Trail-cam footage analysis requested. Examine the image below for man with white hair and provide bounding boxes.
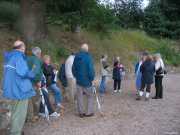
[72,43,95,118]
[27,46,43,121]
[3,40,35,135]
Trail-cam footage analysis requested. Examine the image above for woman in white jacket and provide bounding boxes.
[153,53,165,99]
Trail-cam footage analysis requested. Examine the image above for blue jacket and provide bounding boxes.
[72,51,95,87]
[2,50,36,100]
[135,61,142,90]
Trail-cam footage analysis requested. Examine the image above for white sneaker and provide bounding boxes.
[118,89,122,93]
[114,90,118,93]
[50,112,60,117]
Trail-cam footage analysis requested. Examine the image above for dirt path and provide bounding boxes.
[24,74,180,135]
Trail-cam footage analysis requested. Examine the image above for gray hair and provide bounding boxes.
[32,47,41,56]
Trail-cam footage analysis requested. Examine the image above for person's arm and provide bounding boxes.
[15,56,34,79]
[88,55,95,81]
[72,57,77,78]
[140,63,144,72]
[135,62,139,74]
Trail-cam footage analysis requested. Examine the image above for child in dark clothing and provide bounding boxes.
[113,61,125,93]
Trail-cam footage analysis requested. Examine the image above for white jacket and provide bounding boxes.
[65,55,75,79]
[155,58,165,76]
[100,59,109,76]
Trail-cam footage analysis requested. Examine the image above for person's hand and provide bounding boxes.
[35,82,41,90]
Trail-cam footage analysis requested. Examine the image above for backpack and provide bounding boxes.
[58,64,68,87]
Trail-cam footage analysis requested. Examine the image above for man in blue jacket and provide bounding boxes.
[72,43,95,118]
[2,40,35,135]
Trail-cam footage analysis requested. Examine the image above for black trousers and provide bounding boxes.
[140,82,151,93]
[114,79,121,90]
[155,76,163,98]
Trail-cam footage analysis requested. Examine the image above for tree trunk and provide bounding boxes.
[20,0,46,43]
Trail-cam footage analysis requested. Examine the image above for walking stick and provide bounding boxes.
[92,86,104,117]
[39,88,50,121]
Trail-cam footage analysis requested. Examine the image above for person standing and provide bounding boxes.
[65,53,76,104]
[42,55,64,109]
[135,52,148,94]
[153,53,165,99]
[113,61,123,93]
[99,55,110,95]
[3,40,35,135]
[27,47,43,121]
[72,44,95,118]
[136,54,155,101]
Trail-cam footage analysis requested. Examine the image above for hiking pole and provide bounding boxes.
[39,88,50,121]
[92,86,104,117]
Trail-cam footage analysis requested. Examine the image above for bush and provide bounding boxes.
[158,45,180,66]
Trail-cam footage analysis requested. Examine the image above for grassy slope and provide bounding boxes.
[0,26,179,77]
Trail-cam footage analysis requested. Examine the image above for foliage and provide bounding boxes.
[143,0,180,39]
[114,0,144,28]
[0,1,19,24]
[83,5,116,32]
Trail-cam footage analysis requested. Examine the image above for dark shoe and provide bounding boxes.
[79,114,84,118]
[84,113,94,117]
[136,96,141,101]
[152,97,158,99]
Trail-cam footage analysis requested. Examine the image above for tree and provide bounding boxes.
[114,0,144,28]
[143,0,180,39]
[20,0,47,43]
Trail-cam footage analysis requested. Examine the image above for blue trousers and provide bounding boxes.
[99,76,106,94]
[48,83,62,105]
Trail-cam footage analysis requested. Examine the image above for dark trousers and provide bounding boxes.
[114,79,121,90]
[155,76,163,98]
[39,89,54,115]
[140,82,151,93]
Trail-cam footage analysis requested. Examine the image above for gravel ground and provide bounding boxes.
[24,74,180,135]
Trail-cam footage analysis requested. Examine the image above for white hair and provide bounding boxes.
[32,47,41,56]
[81,43,89,52]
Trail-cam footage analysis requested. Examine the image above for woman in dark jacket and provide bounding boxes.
[42,55,64,109]
[113,61,124,93]
[136,55,155,101]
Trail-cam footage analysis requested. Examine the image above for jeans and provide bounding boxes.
[140,82,151,93]
[48,83,62,105]
[99,76,106,94]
